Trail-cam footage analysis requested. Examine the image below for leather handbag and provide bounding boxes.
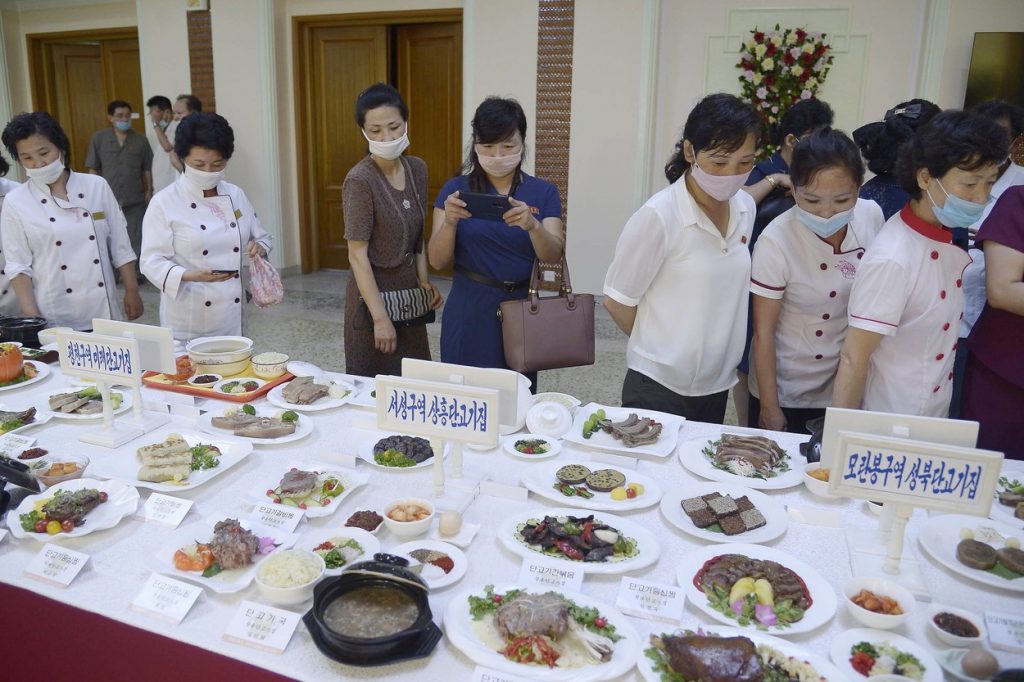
[498,257,595,373]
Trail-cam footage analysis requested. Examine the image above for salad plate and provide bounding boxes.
[520,460,662,512]
[502,433,562,461]
[829,627,941,682]
[297,525,379,577]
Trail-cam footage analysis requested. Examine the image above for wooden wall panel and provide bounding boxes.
[534,0,574,227]
[187,6,216,111]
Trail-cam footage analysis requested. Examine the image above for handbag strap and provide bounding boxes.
[528,257,576,310]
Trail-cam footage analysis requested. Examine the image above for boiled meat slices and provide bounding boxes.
[599,414,662,448]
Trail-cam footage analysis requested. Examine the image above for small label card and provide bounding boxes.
[472,666,535,682]
[140,493,193,528]
[24,543,89,587]
[130,573,202,624]
[249,502,304,533]
[986,609,1024,654]
[518,556,584,592]
[0,433,35,458]
[223,600,301,654]
[615,576,685,624]
[479,480,529,501]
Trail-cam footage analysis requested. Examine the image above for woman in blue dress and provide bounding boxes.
[428,97,564,385]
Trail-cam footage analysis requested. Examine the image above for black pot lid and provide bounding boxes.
[343,552,429,592]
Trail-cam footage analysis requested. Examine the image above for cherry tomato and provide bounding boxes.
[99,492,109,503]
[492,595,503,604]
[46,520,62,534]
[322,498,331,506]
[626,488,637,499]
[34,519,47,533]
[266,489,274,496]
[61,519,75,533]
[594,617,608,629]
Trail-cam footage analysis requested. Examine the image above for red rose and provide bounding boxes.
[815,43,827,56]
[753,31,765,43]
[783,52,795,65]
[796,28,807,41]
[741,59,753,70]
[801,52,814,66]
[765,42,777,56]
[764,74,775,87]
[800,70,811,82]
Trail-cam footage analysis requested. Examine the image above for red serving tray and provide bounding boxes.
[142,355,293,402]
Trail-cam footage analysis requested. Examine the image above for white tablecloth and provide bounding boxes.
[0,367,1021,682]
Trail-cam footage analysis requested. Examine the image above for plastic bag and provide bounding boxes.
[249,253,283,308]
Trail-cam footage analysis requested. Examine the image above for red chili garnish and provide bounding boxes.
[555,539,584,561]
[429,556,455,574]
[850,651,875,676]
[313,541,335,551]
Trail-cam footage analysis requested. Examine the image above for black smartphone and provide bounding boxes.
[459,191,512,221]
[212,270,239,276]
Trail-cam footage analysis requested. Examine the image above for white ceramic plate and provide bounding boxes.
[198,410,313,446]
[352,428,444,471]
[297,526,379,577]
[88,431,253,492]
[265,375,357,412]
[444,582,641,681]
[677,429,807,490]
[660,481,788,544]
[349,378,378,408]
[151,516,298,594]
[390,539,468,590]
[991,461,1024,526]
[7,478,139,541]
[829,627,942,682]
[0,361,50,393]
[917,513,1024,592]
[676,542,837,636]
[562,403,683,460]
[46,386,132,420]
[247,462,368,518]
[0,408,52,436]
[502,433,562,461]
[520,460,663,512]
[212,377,266,396]
[637,625,849,682]
[498,506,660,575]
[936,648,1004,682]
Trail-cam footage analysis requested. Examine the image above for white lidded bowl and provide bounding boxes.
[802,463,837,499]
[928,603,987,647]
[255,549,326,606]
[843,575,914,630]
[186,336,253,376]
[382,497,435,538]
[526,401,574,439]
[38,327,72,347]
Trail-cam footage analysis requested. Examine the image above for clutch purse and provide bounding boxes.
[363,287,436,327]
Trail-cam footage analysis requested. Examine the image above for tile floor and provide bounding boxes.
[134,270,738,423]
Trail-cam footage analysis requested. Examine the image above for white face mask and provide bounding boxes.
[25,156,66,188]
[362,127,410,160]
[183,164,225,192]
[476,148,522,178]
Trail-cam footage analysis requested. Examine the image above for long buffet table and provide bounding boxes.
[0,364,1022,682]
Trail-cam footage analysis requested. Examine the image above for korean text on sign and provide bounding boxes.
[386,389,489,434]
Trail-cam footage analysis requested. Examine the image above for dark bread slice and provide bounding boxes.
[996,546,1024,574]
[956,539,998,570]
[556,464,590,485]
[585,468,626,493]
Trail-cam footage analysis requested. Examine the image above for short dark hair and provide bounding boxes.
[107,99,131,116]
[895,109,1010,200]
[789,127,865,188]
[2,111,72,164]
[355,83,408,127]
[853,99,941,176]
[463,97,529,194]
[0,155,9,177]
[173,112,234,160]
[773,98,834,146]
[664,93,762,184]
[146,95,172,111]
[970,99,1024,141]
[176,94,202,113]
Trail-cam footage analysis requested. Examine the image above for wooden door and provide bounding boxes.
[305,25,388,270]
[50,43,105,172]
[396,22,462,276]
[102,38,145,134]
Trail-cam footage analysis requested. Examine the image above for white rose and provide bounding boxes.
[746,39,757,50]
[761,57,774,70]
[805,77,818,88]
[752,72,763,85]
[790,65,804,78]
[786,32,798,45]
[754,43,767,58]
[770,34,782,46]
[802,43,815,54]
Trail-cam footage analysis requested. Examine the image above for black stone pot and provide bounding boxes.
[0,317,49,348]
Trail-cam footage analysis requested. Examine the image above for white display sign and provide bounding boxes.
[58,330,140,385]
[249,503,304,533]
[517,556,584,593]
[140,493,193,528]
[615,576,685,624]
[24,543,89,587]
[375,375,499,448]
[829,430,1003,515]
[986,610,1024,654]
[222,600,301,654]
[130,573,202,623]
[471,666,535,682]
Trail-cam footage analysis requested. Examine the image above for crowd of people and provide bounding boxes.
[0,83,1020,459]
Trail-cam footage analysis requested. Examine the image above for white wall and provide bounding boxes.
[135,0,190,122]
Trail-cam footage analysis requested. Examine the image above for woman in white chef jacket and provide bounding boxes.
[832,110,1008,418]
[141,112,272,345]
[749,128,884,433]
[0,112,142,329]
[0,154,23,316]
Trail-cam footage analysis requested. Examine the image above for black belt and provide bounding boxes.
[454,264,529,293]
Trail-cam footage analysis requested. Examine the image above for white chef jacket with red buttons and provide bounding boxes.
[603,175,755,396]
[847,205,971,417]
[749,199,884,407]
[141,174,272,344]
[0,172,136,330]
[0,176,24,316]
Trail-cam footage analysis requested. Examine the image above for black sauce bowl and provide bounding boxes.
[0,317,49,348]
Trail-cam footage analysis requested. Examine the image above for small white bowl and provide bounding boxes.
[526,402,574,439]
[928,604,987,647]
[802,463,836,499]
[844,575,914,630]
[255,549,325,606]
[187,372,221,387]
[37,327,72,347]
[866,500,885,515]
[251,352,289,379]
[382,497,435,538]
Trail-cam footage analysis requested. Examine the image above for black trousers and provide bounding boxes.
[621,369,728,423]
[747,394,825,435]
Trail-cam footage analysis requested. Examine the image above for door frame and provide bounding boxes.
[292,9,462,273]
[27,27,139,113]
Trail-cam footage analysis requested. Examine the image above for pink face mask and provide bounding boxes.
[689,161,751,202]
[475,146,522,178]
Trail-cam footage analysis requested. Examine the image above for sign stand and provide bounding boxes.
[80,378,146,448]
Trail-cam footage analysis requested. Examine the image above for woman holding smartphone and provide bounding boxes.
[428,97,564,382]
[141,112,271,345]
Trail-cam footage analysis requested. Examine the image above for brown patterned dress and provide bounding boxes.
[342,155,431,376]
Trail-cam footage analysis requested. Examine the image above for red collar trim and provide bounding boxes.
[900,204,952,244]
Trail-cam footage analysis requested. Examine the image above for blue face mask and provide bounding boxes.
[114,120,132,132]
[926,180,990,227]
[795,204,854,238]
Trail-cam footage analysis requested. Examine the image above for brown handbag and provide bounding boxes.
[498,257,595,373]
